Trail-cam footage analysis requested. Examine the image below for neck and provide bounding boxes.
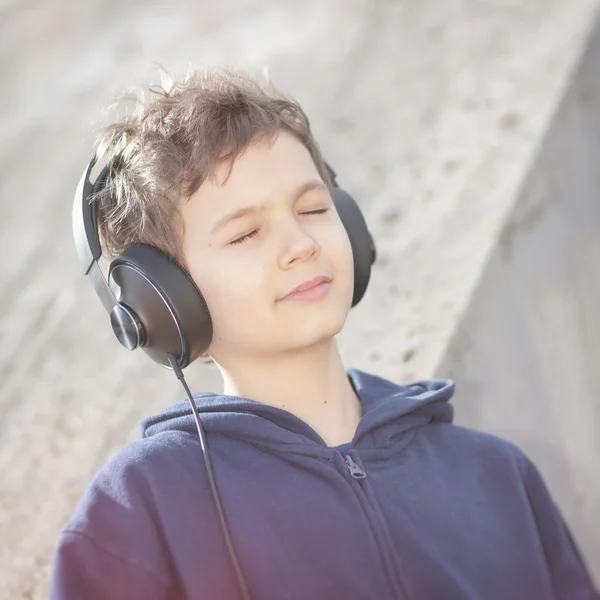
[215,339,362,446]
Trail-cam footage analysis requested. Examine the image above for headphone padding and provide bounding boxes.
[333,188,375,307]
[109,244,213,368]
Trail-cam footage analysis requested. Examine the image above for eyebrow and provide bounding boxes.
[210,180,329,235]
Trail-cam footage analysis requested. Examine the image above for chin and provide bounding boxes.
[286,307,348,349]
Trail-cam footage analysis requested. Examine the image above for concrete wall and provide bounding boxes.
[437,18,600,583]
[2,0,599,596]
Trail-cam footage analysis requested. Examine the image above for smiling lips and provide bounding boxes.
[280,275,332,301]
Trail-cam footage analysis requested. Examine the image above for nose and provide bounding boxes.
[278,219,320,268]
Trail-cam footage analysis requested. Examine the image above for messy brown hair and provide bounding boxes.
[94,68,333,269]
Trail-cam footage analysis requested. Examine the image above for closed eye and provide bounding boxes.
[229,209,328,246]
[301,208,329,215]
[230,230,259,246]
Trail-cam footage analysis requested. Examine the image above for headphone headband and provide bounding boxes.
[72,158,120,315]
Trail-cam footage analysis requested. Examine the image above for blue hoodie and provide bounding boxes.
[49,369,598,599]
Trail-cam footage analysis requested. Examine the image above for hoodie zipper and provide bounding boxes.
[344,455,366,479]
[340,451,406,599]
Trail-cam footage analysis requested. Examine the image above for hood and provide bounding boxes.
[140,369,455,454]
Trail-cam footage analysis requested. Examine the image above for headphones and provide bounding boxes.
[72,155,377,370]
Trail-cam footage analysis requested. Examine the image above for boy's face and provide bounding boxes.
[180,130,354,363]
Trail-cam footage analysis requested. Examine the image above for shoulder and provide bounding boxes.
[51,434,197,597]
[51,432,200,594]
[418,420,532,476]
[65,429,202,536]
[90,429,194,484]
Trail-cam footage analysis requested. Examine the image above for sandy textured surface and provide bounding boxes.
[1,0,598,597]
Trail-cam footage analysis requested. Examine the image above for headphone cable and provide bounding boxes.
[167,354,252,600]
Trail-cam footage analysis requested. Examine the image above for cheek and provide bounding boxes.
[328,228,355,295]
[194,258,270,332]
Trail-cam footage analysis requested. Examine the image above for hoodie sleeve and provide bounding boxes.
[520,454,599,599]
[49,530,175,600]
[48,441,180,600]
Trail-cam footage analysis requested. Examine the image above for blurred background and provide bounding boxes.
[1,0,600,597]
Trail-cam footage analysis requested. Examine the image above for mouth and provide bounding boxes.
[279,275,332,301]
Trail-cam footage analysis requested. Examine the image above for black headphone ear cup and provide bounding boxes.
[109,244,213,369]
[332,188,376,307]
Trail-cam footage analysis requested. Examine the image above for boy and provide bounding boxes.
[49,69,598,599]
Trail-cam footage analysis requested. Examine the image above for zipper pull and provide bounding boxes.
[344,455,367,479]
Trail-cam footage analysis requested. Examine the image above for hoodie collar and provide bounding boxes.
[140,369,455,455]
[348,369,454,449]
